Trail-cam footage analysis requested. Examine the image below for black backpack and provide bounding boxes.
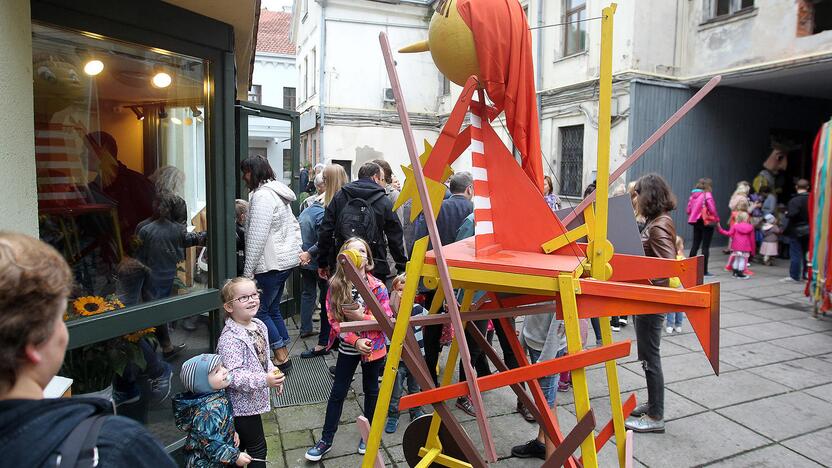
[336,191,386,247]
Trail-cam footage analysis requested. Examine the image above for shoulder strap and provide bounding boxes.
[57,414,108,468]
[366,191,386,206]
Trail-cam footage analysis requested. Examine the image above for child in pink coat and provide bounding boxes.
[718,211,756,279]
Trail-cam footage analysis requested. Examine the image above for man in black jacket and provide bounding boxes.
[317,162,407,281]
[785,179,811,282]
[0,232,175,467]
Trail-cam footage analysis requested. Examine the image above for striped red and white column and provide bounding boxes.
[470,101,496,256]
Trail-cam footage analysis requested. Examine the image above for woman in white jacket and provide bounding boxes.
[241,156,302,373]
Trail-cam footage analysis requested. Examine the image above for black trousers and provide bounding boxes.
[458,319,491,382]
[689,220,715,274]
[634,314,665,420]
[235,414,266,468]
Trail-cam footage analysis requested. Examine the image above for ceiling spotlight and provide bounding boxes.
[170,117,182,125]
[83,59,104,76]
[152,72,172,88]
[130,106,145,121]
[158,105,168,119]
[190,105,202,117]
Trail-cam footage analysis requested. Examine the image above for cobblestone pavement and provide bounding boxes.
[262,252,832,467]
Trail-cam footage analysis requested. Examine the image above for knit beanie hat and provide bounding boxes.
[764,213,775,224]
[180,354,222,394]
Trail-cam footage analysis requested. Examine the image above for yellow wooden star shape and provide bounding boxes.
[394,140,454,221]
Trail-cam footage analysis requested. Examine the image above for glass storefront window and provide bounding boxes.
[31,23,212,324]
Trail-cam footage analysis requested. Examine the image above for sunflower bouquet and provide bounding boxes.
[61,295,157,394]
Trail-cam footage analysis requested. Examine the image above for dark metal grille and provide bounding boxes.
[270,355,333,408]
[559,125,584,196]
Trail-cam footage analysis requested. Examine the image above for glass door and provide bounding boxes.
[236,101,301,318]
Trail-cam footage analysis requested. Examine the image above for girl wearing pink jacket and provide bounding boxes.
[718,211,756,279]
[686,178,719,276]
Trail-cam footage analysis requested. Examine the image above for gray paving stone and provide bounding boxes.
[322,453,365,467]
[746,307,814,321]
[705,443,824,467]
[624,351,727,383]
[564,388,706,429]
[804,383,832,403]
[729,321,814,341]
[781,427,832,467]
[769,332,832,356]
[556,365,646,405]
[666,328,757,351]
[282,429,315,450]
[717,311,771,328]
[718,341,805,369]
[310,423,364,460]
[283,447,314,468]
[631,411,769,467]
[717,392,832,441]
[783,317,832,332]
[744,357,832,390]
[667,370,790,409]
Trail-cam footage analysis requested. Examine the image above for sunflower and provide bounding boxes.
[73,296,109,317]
[124,327,156,343]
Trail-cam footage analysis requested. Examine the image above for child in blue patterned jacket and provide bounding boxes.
[173,354,251,467]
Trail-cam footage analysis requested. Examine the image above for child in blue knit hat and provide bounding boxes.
[173,354,252,467]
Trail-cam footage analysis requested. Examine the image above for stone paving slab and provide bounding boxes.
[715,311,771,328]
[746,306,815,321]
[563,388,707,430]
[717,392,832,441]
[781,426,832,466]
[665,328,757,351]
[804,383,832,403]
[769,332,832,356]
[783,316,832,332]
[666,370,791,409]
[718,341,805,369]
[706,443,824,467]
[728,321,815,341]
[630,411,770,467]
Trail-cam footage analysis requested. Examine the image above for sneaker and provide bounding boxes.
[630,402,649,417]
[511,438,546,459]
[456,396,476,417]
[625,414,665,433]
[162,343,187,360]
[305,440,332,461]
[557,381,571,392]
[666,326,674,334]
[675,326,683,333]
[385,416,399,434]
[149,363,173,404]
[113,386,140,406]
[737,273,749,280]
[611,325,620,332]
[358,439,366,455]
[619,317,628,326]
[516,400,535,422]
[410,408,426,421]
[780,277,802,283]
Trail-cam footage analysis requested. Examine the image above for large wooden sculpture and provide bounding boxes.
[341,2,722,467]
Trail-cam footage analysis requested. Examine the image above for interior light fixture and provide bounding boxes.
[130,106,145,121]
[159,105,168,119]
[152,71,172,88]
[83,59,104,76]
[190,105,202,117]
[170,117,182,125]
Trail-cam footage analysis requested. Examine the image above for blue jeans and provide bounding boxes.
[526,347,563,408]
[789,236,808,281]
[299,269,320,334]
[321,352,384,444]
[666,312,684,327]
[388,362,422,418]
[255,269,292,350]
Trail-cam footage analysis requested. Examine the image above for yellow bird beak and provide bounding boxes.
[399,40,430,54]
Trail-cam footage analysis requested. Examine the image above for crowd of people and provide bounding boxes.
[0,150,814,465]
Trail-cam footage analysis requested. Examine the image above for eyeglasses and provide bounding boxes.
[226,291,261,305]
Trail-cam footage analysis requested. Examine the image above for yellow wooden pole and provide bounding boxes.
[590,3,617,282]
[362,237,430,467]
[558,274,598,467]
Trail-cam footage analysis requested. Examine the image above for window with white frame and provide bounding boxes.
[563,0,587,57]
[706,0,754,21]
[310,48,317,96]
[302,58,307,101]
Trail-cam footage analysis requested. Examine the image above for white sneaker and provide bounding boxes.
[620,318,628,325]
[611,325,620,332]
[666,327,674,334]
[675,326,682,333]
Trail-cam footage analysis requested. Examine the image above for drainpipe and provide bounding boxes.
[318,0,326,163]
[536,0,544,120]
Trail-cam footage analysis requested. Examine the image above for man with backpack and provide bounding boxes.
[0,232,175,467]
[317,162,406,283]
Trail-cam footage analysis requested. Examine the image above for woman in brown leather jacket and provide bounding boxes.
[625,173,677,434]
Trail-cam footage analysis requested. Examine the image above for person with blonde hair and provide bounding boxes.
[322,164,348,207]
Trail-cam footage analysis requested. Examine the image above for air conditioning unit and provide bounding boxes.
[383,88,396,104]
